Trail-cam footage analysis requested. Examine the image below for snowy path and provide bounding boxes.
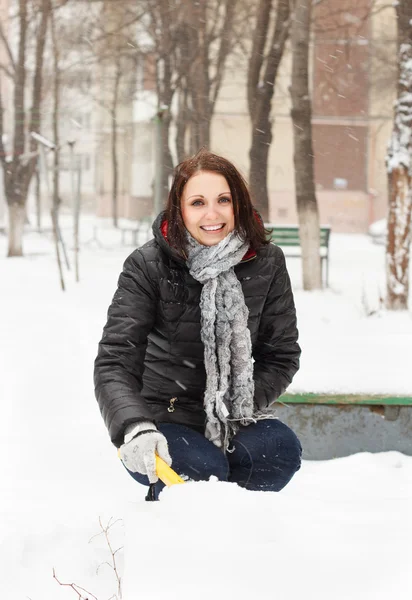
[0,224,411,599]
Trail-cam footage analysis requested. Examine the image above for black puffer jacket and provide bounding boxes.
[94,213,301,448]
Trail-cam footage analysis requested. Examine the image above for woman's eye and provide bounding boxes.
[219,197,231,203]
[191,200,204,206]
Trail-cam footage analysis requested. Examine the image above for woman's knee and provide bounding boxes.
[228,419,302,491]
[264,419,302,468]
[234,419,301,463]
[158,423,229,482]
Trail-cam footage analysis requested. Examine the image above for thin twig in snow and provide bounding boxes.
[53,567,99,600]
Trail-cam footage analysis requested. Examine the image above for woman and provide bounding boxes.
[94,149,302,500]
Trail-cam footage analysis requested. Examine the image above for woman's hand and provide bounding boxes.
[120,422,172,483]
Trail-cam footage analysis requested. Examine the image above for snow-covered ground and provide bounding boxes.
[1,216,411,599]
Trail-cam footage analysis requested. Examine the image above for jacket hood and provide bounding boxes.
[152,211,187,265]
[152,211,257,264]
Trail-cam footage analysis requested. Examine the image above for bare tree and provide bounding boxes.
[145,0,176,194]
[247,0,290,222]
[0,0,52,257]
[96,0,140,227]
[42,0,141,228]
[290,0,322,290]
[175,80,190,163]
[386,0,412,310]
[184,0,237,152]
[141,0,238,199]
[49,1,66,290]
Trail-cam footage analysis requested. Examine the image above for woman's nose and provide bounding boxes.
[205,204,219,220]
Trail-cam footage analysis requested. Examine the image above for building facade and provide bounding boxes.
[211,0,395,233]
[95,0,396,233]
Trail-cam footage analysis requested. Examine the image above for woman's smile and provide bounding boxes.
[200,223,225,232]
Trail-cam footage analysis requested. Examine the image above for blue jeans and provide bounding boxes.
[123,419,302,498]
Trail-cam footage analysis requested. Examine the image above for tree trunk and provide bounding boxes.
[22,0,51,202]
[3,0,28,257]
[161,110,174,197]
[290,0,322,290]
[249,128,272,222]
[12,0,27,165]
[2,0,51,257]
[248,0,290,222]
[175,82,190,163]
[3,0,27,250]
[35,162,41,230]
[173,13,191,161]
[151,0,176,204]
[187,0,210,151]
[111,65,121,228]
[386,168,411,309]
[385,1,412,311]
[7,202,25,257]
[175,85,189,163]
[52,22,60,214]
[50,4,66,290]
[111,109,118,228]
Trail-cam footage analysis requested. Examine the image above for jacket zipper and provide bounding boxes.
[168,397,178,413]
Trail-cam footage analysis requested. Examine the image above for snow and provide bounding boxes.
[124,457,412,600]
[0,216,411,599]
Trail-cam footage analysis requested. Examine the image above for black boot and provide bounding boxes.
[145,484,157,501]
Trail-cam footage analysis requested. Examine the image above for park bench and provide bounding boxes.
[277,393,412,457]
[119,216,152,246]
[279,392,412,411]
[88,217,153,247]
[266,224,331,287]
[0,225,54,236]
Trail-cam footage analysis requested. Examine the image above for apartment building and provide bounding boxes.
[74,0,398,233]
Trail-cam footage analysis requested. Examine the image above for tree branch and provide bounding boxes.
[263,0,291,88]
[0,21,16,73]
[210,0,237,111]
[90,517,123,599]
[0,64,14,80]
[12,0,28,165]
[53,568,98,600]
[0,79,6,166]
[247,0,272,115]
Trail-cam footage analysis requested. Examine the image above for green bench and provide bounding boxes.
[266,225,331,287]
[279,392,412,418]
[280,393,412,406]
[120,216,152,246]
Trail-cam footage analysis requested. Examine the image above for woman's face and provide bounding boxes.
[181,170,235,246]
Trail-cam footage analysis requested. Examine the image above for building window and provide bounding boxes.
[312,0,370,119]
[312,123,367,191]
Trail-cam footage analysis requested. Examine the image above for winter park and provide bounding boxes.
[1,1,412,599]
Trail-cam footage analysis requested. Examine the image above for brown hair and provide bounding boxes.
[165,148,270,254]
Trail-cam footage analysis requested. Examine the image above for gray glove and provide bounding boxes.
[119,421,172,483]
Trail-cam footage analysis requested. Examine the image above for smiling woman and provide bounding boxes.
[94,148,302,501]
[180,171,235,246]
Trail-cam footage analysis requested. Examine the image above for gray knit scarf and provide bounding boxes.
[186,231,255,451]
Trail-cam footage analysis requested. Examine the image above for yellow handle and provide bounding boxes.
[155,455,185,487]
[118,449,185,487]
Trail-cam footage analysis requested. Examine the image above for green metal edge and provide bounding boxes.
[279,393,412,406]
